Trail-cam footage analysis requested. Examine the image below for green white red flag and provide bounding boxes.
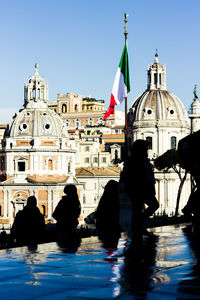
[103,41,130,119]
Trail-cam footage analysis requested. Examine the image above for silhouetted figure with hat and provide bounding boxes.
[11,196,45,246]
[53,184,81,241]
[95,180,121,248]
[121,139,159,236]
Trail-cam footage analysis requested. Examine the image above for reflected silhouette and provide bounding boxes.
[178,225,200,296]
[57,234,81,253]
[10,196,45,246]
[53,184,81,242]
[95,180,121,248]
[120,233,158,298]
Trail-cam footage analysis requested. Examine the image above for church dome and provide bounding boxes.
[128,53,190,156]
[131,89,189,127]
[5,64,67,139]
[7,108,67,138]
[130,54,189,129]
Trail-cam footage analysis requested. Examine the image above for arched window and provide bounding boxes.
[62,104,67,113]
[68,162,71,173]
[74,104,78,112]
[98,117,103,125]
[88,118,93,126]
[33,88,36,98]
[171,136,177,149]
[146,136,152,150]
[75,118,80,129]
[48,159,53,171]
[37,88,40,98]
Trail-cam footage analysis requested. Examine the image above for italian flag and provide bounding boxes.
[103,41,130,119]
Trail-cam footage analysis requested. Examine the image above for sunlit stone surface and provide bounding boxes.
[0,224,200,299]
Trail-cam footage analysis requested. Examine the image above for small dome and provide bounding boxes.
[6,108,67,138]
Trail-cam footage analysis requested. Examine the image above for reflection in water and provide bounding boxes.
[178,225,200,297]
[103,233,159,299]
[56,233,81,253]
[119,234,159,298]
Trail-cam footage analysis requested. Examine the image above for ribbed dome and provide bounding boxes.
[131,89,189,127]
[7,107,67,138]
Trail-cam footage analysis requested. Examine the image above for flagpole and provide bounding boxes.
[124,13,128,159]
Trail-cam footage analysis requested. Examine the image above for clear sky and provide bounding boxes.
[0,0,200,123]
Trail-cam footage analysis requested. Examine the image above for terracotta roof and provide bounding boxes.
[26,175,69,184]
[76,167,121,176]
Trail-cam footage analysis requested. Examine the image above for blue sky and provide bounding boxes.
[0,0,200,123]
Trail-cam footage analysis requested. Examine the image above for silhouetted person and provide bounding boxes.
[53,184,81,240]
[11,196,45,246]
[121,140,159,235]
[95,180,121,248]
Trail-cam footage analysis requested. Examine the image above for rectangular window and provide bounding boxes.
[146,137,152,150]
[171,136,177,149]
[85,146,90,152]
[154,74,157,85]
[85,157,90,163]
[93,157,98,163]
[102,157,106,163]
[18,161,25,172]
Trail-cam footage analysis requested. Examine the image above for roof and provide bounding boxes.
[26,175,69,184]
[76,167,121,176]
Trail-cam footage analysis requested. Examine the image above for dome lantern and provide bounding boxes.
[24,64,49,109]
[147,52,167,90]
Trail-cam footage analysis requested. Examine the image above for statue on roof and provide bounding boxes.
[194,84,198,99]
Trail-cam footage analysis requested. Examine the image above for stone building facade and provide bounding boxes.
[0,65,82,228]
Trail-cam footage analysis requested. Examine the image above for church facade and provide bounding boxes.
[0,65,83,228]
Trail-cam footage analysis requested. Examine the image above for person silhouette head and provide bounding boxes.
[64,184,77,196]
[130,139,148,160]
[103,180,119,194]
[27,196,37,207]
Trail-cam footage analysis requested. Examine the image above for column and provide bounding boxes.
[47,188,51,219]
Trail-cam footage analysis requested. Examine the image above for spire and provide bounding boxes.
[34,63,38,75]
[154,49,159,63]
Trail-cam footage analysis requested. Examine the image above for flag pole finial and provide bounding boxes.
[124,13,128,40]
